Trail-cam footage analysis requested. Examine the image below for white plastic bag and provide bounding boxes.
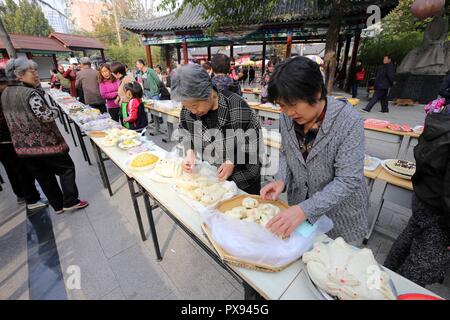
[203,211,333,268]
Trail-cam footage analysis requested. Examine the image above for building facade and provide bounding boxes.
[66,0,110,32]
[37,0,71,33]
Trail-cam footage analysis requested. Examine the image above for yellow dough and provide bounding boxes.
[130,153,159,168]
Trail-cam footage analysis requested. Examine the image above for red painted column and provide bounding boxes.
[100,49,106,62]
[165,45,171,70]
[52,54,58,69]
[145,44,153,68]
[285,30,292,58]
[182,36,188,64]
[177,46,181,64]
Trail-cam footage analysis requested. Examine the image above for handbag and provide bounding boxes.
[356,69,365,81]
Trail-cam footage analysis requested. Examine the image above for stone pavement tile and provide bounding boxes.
[157,231,236,300]
[426,284,450,300]
[389,214,409,235]
[83,194,121,223]
[0,212,28,300]
[227,288,245,300]
[50,209,92,236]
[53,224,118,300]
[108,243,176,300]
[100,286,126,300]
[180,234,243,293]
[142,208,178,256]
[376,207,395,231]
[90,214,138,259]
[162,289,182,300]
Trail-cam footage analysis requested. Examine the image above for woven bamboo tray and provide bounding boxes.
[202,195,293,273]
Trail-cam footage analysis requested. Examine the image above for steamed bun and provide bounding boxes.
[242,197,259,209]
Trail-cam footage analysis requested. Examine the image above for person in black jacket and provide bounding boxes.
[439,70,450,105]
[361,55,395,113]
[384,106,450,286]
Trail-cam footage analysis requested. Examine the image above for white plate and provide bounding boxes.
[381,160,415,180]
[364,156,381,171]
[118,139,142,150]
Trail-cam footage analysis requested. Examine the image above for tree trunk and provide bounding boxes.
[323,0,346,94]
[112,0,123,47]
[0,18,16,58]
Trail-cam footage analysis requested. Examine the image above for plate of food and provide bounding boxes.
[216,195,288,229]
[381,159,416,180]
[100,136,119,147]
[303,237,398,300]
[118,138,142,150]
[364,155,381,171]
[126,152,159,171]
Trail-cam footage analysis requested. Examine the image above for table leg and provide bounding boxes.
[74,124,92,165]
[127,177,147,242]
[65,115,78,147]
[363,181,388,245]
[367,178,375,195]
[162,122,173,143]
[142,191,163,261]
[397,136,411,160]
[90,140,112,194]
[57,105,69,133]
[147,111,161,136]
[244,282,264,300]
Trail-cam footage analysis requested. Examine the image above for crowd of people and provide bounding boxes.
[1,51,449,292]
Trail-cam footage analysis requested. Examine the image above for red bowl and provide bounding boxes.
[397,294,443,300]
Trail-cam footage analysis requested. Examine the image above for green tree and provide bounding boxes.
[359,0,450,67]
[0,0,53,36]
[158,0,346,92]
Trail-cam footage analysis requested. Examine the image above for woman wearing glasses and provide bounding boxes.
[260,57,368,243]
[1,58,89,214]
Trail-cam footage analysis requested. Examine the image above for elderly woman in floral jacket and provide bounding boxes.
[1,58,88,214]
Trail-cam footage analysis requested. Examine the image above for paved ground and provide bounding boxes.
[0,89,449,300]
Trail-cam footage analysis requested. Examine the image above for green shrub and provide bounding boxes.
[359,31,424,66]
[105,45,164,68]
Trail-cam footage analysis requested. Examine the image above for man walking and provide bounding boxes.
[361,54,395,113]
[75,57,106,113]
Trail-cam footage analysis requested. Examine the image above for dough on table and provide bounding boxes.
[155,159,182,178]
[302,237,396,300]
[242,197,259,209]
[258,203,280,217]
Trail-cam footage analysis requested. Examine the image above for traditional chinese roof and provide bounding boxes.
[0,34,71,53]
[49,32,106,50]
[123,0,397,33]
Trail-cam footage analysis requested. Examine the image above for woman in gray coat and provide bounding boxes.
[260,57,368,243]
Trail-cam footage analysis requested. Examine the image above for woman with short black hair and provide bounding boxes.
[211,54,241,95]
[260,56,368,243]
[111,61,134,112]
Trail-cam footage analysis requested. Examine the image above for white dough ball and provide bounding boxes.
[242,197,259,209]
